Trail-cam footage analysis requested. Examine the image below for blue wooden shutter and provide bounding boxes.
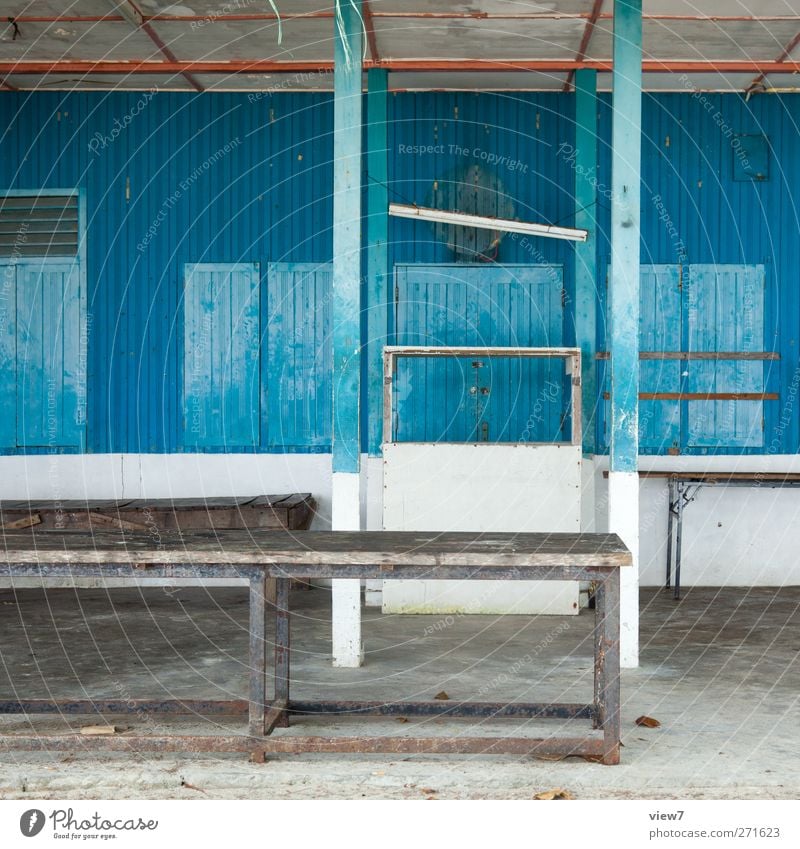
[639,265,682,450]
[183,263,260,449]
[0,263,17,448]
[685,264,765,448]
[15,259,83,448]
[266,262,332,448]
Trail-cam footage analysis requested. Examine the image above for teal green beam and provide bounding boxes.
[366,67,389,456]
[609,0,642,473]
[332,0,363,474]
[574,68,598,455]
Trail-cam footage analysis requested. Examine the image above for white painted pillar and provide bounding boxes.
[331,471,364,667]
[608,471,639,667]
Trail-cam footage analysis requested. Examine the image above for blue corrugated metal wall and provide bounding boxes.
[1,90,799,454]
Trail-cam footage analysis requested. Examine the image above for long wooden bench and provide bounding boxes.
[0,529,630,764]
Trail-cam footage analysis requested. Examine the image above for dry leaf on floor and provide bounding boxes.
[80,725,119,736]
[420,787,438,795]
[635,715,661,728]
[395,717,409,723]
[433,691,450,700]
[181,781,207,794]
[533,788,574,800]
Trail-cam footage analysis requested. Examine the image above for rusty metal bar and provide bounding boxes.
[10,13,800,23]
[0,735,269,753]
[263,700,288,735]
[0,562,614,583]
[602,391,779,401]
[748,29,800,93]
[274,577,290,727]
[289,700,594,720]
[5,60,800,76]
[564,0,604,91]
[596,351,780,360]
[0,733,606,757]
[593,581,606,731]
[0,699,247,715]
[599,571,621,765]
[248,575,267,736]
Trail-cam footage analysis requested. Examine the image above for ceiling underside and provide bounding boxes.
[1,1,799,93]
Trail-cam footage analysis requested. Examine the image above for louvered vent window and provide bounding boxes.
[0,194,78,258]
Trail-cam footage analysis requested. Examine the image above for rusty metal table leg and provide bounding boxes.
[674,481,685,600]
[248,573,268,737]
[274,576,291,728]
[596,570,621,764]
[665,477,675,589]
[592,580,605,731]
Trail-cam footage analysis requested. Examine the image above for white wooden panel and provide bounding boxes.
[382,443,581,614]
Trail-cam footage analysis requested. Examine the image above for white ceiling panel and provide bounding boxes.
[762,72,800,88]
[370,1,596,12]
[150,18,332,61]
[389,70,569,90]
[195,69,335,89]
[376,18,585,60]
[139,1,335,14]
[588,19,800,61]
[4,71,192,90]
[0,1,116,15]
[643,0,800,15]
[634,71,760,91]
[0,21,158,60]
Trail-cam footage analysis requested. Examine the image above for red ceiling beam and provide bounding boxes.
[747,29,800,93]
[110,0,203,92]
[8,13,800,23]
[564,0,605,92]
[362,0,380,63]
[4,59,800,75]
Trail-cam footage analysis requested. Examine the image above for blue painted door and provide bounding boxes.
[183,263,260,449]
[393,264,566,442]
[266,263,332,448]
[685,264,765,448]
[0,259,83,449]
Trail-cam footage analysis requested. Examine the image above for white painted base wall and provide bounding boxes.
[588,455,800,587]
[381,443,582,615]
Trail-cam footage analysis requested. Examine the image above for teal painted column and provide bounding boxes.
[366,67,389,456]
[609,0,641,473]
[609,0,642,670]
[574,68,598,455]
[332,0,363,476]
[331,0,365,668]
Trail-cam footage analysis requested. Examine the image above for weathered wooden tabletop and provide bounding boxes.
[0,529,631,568]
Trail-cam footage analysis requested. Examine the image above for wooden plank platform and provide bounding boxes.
[0,494,316,532]
[0,529,632,570]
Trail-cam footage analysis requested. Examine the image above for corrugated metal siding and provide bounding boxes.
[0,91,798,454]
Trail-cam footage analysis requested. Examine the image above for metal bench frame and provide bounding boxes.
[0,530,626,765]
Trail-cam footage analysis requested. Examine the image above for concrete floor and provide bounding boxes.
[0,585,797,799]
